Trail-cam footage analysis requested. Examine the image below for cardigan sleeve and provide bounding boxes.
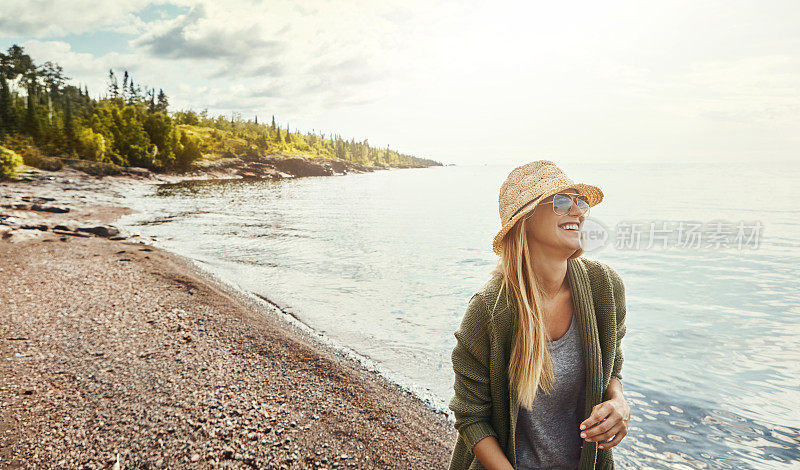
[448,292,498,456]
[608,266,627,381]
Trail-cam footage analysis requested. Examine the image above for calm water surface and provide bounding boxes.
[116,161,800,469]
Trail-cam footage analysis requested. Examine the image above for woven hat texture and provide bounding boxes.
[492,160,603,255]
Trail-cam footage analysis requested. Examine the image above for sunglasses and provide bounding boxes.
[538,192,590,216]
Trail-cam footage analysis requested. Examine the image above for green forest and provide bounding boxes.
[0,44,438,179]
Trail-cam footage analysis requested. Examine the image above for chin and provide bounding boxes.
[557,235,582,251]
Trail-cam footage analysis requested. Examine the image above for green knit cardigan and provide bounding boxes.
[448,256,627,470]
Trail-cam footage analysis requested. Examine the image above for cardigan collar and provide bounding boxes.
[507,256,602,469]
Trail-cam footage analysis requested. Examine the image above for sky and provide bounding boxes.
[1,0,798,166]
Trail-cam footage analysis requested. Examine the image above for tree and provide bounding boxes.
[271,115,275,130]
[128,78,137,104]
[3,45,36,81]
[63,95,75,145]
[107,69,119,98]
[25,80,41,139]
[175,130,201,170]
[143,111,178,167]
[0,72,13,136]
[0,146,24,180]
[122,70,129,100]
[40,61,68,96]
[156,88,168,112]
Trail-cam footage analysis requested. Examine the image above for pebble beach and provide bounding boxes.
[0,165,456,469]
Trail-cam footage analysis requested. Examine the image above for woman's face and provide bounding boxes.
[523,187,586,255]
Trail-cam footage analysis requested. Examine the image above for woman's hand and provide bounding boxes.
[578,384,630,449]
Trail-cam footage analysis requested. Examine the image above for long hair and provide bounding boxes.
[489,207,584,410]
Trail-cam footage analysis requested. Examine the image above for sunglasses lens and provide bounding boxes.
[577,196,590,213]
[553,194,573,214]
[553,193,591,215]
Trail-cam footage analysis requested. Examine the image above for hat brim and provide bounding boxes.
[492,182,603,255]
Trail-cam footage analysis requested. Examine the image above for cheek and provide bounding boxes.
[526,212,558,238]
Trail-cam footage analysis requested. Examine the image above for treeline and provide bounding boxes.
[171,111,439,168]
[0,44,438,177]
[0,45,201,171]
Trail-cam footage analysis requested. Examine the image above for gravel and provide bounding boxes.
[0,166,456,469]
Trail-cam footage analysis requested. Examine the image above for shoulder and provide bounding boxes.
[579,257,623,285]
[475,273,512,316]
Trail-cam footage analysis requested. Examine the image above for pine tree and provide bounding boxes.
[254,115,258,125]
[108,69,119,98]
[63,95,75,146]
[0,72,13,135]
[25,80,40,139]
[122,70,129,100]
[271,115,276,130]
[156,89,168,112]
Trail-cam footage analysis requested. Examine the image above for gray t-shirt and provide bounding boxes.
[515,312,586,470]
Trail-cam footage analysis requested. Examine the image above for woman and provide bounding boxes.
[448,161,630,470]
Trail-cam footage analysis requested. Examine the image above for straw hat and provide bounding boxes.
[492,160,604,255]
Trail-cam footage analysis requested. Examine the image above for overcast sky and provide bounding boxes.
[1,0,798,165]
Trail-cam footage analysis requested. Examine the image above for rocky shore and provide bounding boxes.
[0,161,456,468]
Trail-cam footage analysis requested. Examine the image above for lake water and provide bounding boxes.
[115,161,800,469]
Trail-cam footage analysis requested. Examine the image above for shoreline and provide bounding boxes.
[0,165,456,468]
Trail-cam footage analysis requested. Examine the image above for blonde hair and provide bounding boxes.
[489,208,584,410]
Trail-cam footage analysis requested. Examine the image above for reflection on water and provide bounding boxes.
[116,162,800,469]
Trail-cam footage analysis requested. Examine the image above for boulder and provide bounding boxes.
[123,167,153,177]
[53,223,78,232]
[76,225,120,237]
[30,204,70,213]
[267,157,333,177]
[2,229,47,243]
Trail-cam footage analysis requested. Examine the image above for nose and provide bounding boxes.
[569,199,587,218]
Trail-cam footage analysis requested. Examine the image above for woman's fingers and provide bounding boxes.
[587,421,626,443]
[579,402,612,434]
[597,425,628,449]
[580,417,613,441]
[580,400,628,440]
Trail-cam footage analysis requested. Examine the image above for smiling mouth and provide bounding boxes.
[559,223,580,231]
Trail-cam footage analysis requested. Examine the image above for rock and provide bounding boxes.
[52,229,91,238]
[21,196,56,203]
[325,159,349,174]
[53,223,78,232]
[21,224,49,231]
[30,204,70,213]
[122,167,152,178]
[3,203,33,210]
[2,229,47,243]
[267,157,333,177]
[76,225,120,237]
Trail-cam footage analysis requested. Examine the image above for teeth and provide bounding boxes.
[560,223,579,230]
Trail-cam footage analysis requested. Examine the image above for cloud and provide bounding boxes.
[7,0,799,163]
[121,0,435,112]
[0,0,155,37]
[130,4,284,62]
